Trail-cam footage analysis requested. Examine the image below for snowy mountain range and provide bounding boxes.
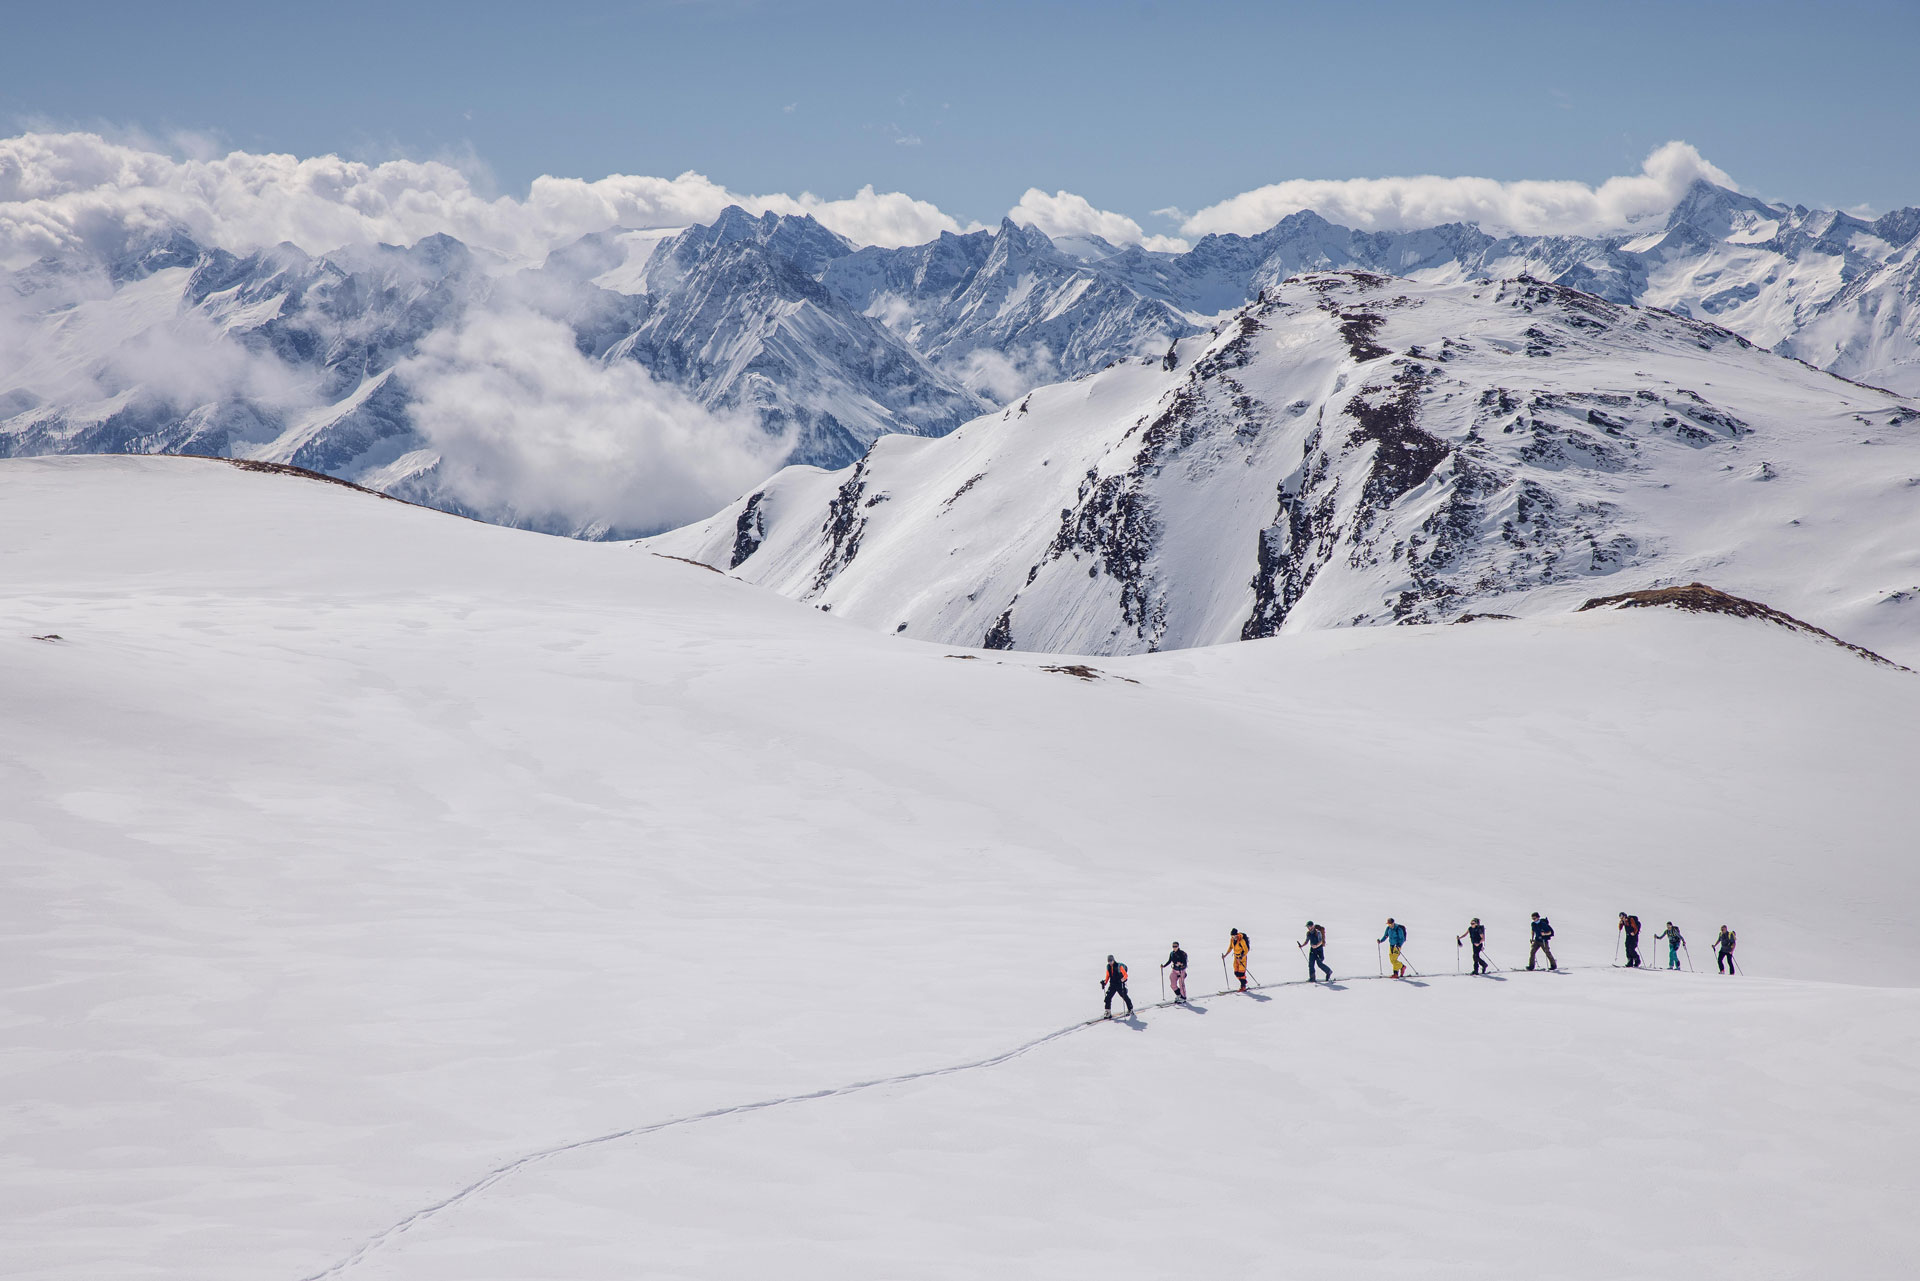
[4,178,1918,540]
[649,272,1920,664]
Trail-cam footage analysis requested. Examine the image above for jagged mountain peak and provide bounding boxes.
[1663,178,1783,236]
[649,270,1920,664]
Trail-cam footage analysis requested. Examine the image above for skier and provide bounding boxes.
[1378,918,1408,978]
[1101,955,1135,1018]
[1618,912,1643,967]
[1714,926,1738,975]
[1223,928,1250,991]
[1162,942,1189,1003]
[1457,918,1488,975]
[1651,921,1684,970]
[1301,921,1332,982]
[1527,913,1557,971]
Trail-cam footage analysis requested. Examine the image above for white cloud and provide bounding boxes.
[0,131,1748,273]
[0,131,975,269]
[0,259,314,416]
[954,343,1062,404]
[773,185,968,248]
[1007,188,1189,253]
[1179,142,1737,239]
[401,307,788,536]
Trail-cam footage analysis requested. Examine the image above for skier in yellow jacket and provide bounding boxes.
[1222,928,1250,991]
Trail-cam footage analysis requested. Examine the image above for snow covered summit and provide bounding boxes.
[649,272,1920,662]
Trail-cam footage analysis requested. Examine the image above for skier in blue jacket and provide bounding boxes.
[1379,918,1408,978]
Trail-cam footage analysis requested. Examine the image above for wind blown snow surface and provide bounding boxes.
[4,457,1918,1279]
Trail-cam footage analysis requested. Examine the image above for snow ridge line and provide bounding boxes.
[297,962,1610,1279]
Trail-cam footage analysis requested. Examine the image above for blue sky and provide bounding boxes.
[6,0,1918,231]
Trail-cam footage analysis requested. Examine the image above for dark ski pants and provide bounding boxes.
[1718,951,1737,975]
[1307,947,1332,981]
[1105,983,1133,1014]
[1528,940,1557,970]
[1625,938,1640,967]
[1470,945,1487,975]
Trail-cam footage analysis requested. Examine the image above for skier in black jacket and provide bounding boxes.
[1619,912,1643,967]
[1714,927,1738,975]
[1101,955,1134,1017]
[1458,918,1488,975]
[1301,921,1332,982]
[1162,943,1189,1003]
[1527,913,1557,971]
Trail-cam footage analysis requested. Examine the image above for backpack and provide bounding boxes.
[1626,915,1641,934]
[1116,962,1128,983]
[1241,933,1251,950]
[1537,918,1554,939]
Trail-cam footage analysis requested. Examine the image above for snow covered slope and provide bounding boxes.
[5,456,1919,1279]
[652,272,1920,663]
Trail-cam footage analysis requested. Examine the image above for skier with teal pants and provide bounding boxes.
[1652,922,1684,969]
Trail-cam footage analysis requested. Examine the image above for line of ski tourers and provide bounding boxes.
[1098,913,1741,1017]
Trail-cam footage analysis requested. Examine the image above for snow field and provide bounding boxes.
[336,971,1917,1281]
[3,457,1917,1278]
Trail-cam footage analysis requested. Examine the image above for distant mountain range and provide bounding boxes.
[3,178,1917,538]
[648,271,1920,663]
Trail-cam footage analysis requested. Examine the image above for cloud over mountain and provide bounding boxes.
[402,307,789,536]
[3,132,1746,273]
[0,132,973,267]
[1007,188,1189,252]
[1179,142,1737,238]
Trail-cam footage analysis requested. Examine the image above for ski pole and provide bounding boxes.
[1376,941,1383,976]
[1455,939,1462,974]
[1160,967,1165,1001]
[1221,955,1229,985]
[1682,941,1694,972]
[1401,952,1419,976]
[1614,932,1622,964]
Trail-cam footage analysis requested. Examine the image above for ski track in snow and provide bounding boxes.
[298,962,1609,1279]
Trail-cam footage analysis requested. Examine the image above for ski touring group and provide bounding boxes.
[1100,915,1740,1018]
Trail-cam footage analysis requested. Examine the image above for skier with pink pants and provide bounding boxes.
[1162,943,1189,1003]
